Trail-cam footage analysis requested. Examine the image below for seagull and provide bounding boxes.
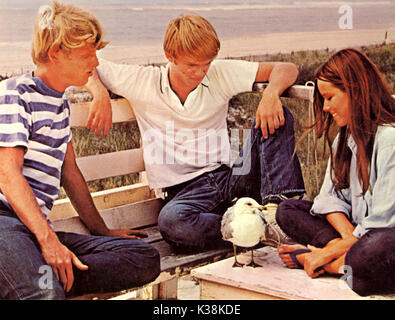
[221,197,267,268]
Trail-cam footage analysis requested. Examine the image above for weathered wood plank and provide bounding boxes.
[100,198,163,230]
[70,98,135,127]
[76,148,145,182]
[51,183,154,221]
[153,241,233,275]
[53,198,164,233]
[253,83,313,101]
[192,246,395,300]
[200,279,282,300]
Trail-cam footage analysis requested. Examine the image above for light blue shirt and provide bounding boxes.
[311,125,395,238]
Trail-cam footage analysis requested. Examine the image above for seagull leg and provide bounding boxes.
[247,250,262,268]
[232,245,244,268]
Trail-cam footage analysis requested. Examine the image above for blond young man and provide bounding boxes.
[0,2,159,300]
[88,15,305,252]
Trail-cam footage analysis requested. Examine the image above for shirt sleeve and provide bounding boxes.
[310,134,352,217]
[354,144,395,237]
[0,92,31,149]
[96,58,146,100]
[310,157,352,218]
[208,59,259,99]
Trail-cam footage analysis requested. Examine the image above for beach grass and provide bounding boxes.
[2,43,394,200]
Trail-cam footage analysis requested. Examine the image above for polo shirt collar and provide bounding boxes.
[160,63,210,94]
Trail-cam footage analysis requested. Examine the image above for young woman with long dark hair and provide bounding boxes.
[276,48,395,296]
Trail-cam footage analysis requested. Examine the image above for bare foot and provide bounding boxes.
[277,244,311,269]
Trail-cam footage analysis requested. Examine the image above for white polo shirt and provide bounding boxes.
[97,58,259,188]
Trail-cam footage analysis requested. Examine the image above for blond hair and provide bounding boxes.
[163,15,220,60]
[31,1,108,65]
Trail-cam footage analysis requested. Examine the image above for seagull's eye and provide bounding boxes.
[247,202,252,206]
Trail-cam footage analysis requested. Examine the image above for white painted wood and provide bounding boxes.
[50,183,153,221]
[75,148,145,181]
[254,83,313,101]
[192,247,395,300]
[100,198,163,230]
[158,278,178,299]
[70,98,135,127]
[53,198,163,233]
[200,279,282,300]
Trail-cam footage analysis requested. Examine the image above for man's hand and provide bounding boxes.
[86,95,112,140]
[40,235,88,292]
[255,88,284,139]
[102,228,149,240]
[85,68,113,140]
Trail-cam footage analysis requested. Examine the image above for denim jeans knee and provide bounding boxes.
[0,213,66,300]
[158,197,226,252]
[227,107,305,204]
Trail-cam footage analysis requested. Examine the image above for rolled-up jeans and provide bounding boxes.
[0,209,160,300]
[158,107,305,252]
[276,199,395,296]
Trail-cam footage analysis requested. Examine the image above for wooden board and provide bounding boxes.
[53,198,163,233]
[192,246,395,300]
[253,83,313,101]
[70,98,135,127]
[200,279,282,300]
[153,241,233,275]
[76,148,145,182]
[50,183,153,221]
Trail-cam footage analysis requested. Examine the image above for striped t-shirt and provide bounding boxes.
[0,73,71,219]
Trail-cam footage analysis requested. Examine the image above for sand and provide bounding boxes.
[0,28,393,76]
[99,28,394,64]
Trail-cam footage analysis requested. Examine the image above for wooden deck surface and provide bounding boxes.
[192,246,395,300]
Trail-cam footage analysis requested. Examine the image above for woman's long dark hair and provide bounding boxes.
[313,48,394,195]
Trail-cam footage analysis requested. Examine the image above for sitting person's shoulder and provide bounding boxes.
[375,125,395,149]
[0,73,35,93]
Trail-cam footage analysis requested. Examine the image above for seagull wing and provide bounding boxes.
[221,206,235,241]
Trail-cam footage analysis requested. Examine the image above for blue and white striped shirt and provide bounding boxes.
[0,73,71,218]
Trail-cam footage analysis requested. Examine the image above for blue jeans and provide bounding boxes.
[0,210,160,300]
[158,107,305,252]
[276,199,395,296]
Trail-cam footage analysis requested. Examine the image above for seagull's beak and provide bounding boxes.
[252,205,264,214]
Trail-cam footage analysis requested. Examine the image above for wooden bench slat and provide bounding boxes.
[76,148,145,181]
[53,198,164,234]
[153,241,233,274]
[253,83,313,101]
[100,198,163,230]
[70,98,135,127]
[51,183,154,221]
